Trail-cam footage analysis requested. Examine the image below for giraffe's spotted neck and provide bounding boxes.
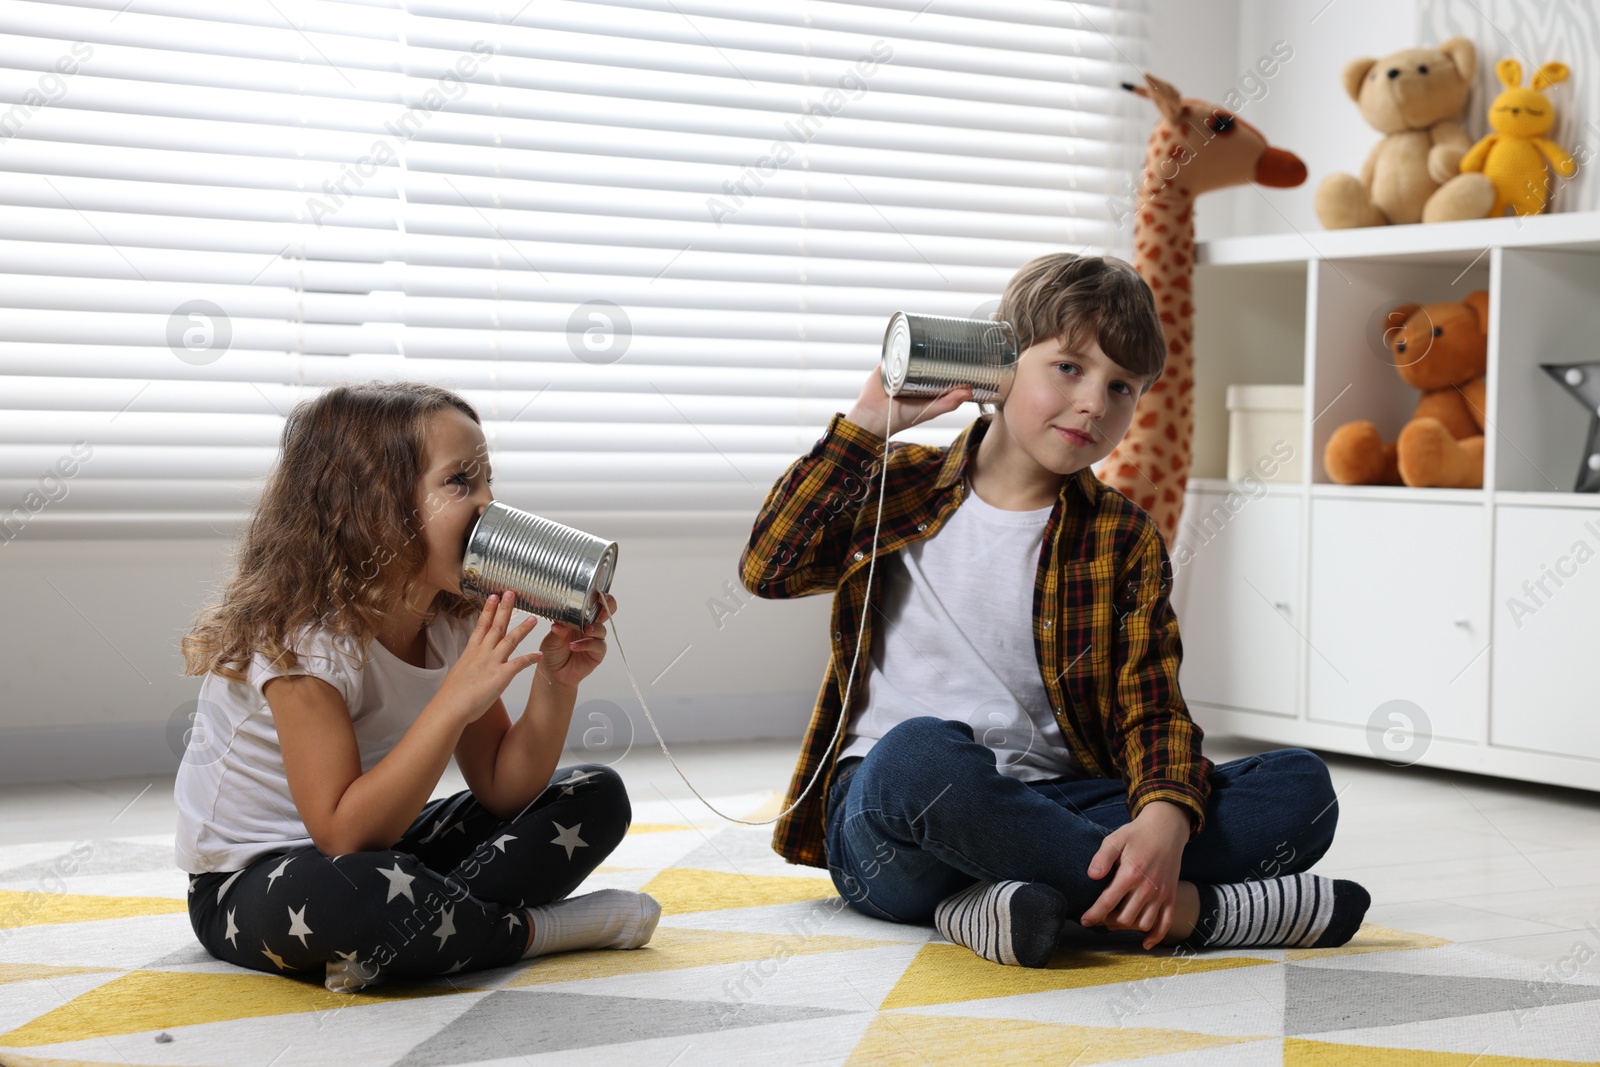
[1134,170,1196,264]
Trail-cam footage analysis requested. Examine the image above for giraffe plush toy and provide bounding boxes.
[1093,73,1307,547]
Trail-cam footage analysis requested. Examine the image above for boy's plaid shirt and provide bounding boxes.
[740,411,1214,869]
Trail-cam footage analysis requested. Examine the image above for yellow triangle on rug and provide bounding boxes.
[1285,1038,1587,1066]
[0,963,118,986]
[848,1012,1273,1065]
[1285,922,1450,960]
[0,969,474,1047]
[881,942,1277,1010]
[0,890,186,929]
[508,925,900,986]
[639,867,835,915]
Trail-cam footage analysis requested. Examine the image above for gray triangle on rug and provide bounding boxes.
[390,989,861,1065]
[1285,962,1600,1035]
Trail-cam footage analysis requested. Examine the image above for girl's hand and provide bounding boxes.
[533,593,617,691]
[843,370,972,439]
[436,593,542,726]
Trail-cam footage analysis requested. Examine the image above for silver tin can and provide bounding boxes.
[880,311,1020,402]
[461,501,617,629]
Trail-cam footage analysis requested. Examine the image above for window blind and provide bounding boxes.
[0,0,1149,540]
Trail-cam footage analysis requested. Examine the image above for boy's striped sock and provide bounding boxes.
[934,880,1069,968]
[1189,873,1370,949]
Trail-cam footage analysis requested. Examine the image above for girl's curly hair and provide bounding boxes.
[181,379,486,681]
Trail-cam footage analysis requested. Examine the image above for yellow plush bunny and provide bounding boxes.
[1460,59,1578,217]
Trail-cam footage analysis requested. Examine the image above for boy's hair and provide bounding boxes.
[181,379,486,682]
[980,252,1166,414]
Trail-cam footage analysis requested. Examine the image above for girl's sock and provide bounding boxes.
[934,879,1069,968]
[1187,873,1370,949]
[522,889,661,959]
[325,951,381,994]
[322,890,661,992]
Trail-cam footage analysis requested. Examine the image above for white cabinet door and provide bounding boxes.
[1307,498,1488,743]
[1491,505,1600,761]
[1172,488,1300,717]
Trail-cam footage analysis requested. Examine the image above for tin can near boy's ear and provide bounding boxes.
[880,311,1021,404]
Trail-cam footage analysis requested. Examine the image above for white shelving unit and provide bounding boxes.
[1170,212,1600,792]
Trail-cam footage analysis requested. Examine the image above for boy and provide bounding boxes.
[739,253,1369,967]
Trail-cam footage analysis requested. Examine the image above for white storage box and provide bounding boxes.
[1225,384,1304,483]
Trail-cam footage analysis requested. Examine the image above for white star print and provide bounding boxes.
[423,817,471,843]
[444,957,471,973]
[261,941,288,971]
[502,910,523,933]
[216,869,245,904]
[224,907,240,948]
[550,821,588,860]
[554,769,598,796]
[287,903,313,948]
[265,856,293,893]
[432,906,457,949]
[490,833,517,853]
[188,876,198,894]
[335,949,359,963]
[377,863,416,903]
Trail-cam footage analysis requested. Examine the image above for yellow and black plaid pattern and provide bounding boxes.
[740,412,1213,869]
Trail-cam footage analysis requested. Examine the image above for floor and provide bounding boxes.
[2,736,1598,1064]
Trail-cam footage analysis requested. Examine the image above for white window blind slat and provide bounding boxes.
[0,139,399,198]
[4,446,817,482]
[430,0,1143,63]
[402,129,1122,187]
[0,207,398,257]
[0,410,901,454]
[0,343,880,378]
[0,370,880,409]
[401,199,1107,246]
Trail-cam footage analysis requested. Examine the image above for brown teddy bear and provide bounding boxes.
[1316,38,1496,228]
[1323,291,1489,488]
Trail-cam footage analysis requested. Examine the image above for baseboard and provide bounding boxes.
[556,690,815,757]
[0,722,182,786]
[0,692,815,785]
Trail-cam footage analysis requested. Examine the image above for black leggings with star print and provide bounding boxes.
[186,763,630,982]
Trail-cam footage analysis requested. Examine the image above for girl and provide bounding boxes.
[176,380,658,993]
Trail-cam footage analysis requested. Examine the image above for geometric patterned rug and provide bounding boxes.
[3,791,1598,1066]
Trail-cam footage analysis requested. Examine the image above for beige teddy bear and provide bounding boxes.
[1316,37,1496,228]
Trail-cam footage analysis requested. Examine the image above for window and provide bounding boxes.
[0,0,1149,540]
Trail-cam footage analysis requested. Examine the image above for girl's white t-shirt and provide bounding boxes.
[839,478,1078,781]
[173,613,473,874]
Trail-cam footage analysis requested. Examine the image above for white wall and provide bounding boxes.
[1144,0,1243,243]
[0,532,831,783]
[1231,0,1423,236]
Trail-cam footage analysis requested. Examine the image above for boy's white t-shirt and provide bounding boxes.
[839,478,1078,781]
[173,613,473,874]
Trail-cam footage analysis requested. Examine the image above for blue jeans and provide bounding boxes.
[824,717,1337,923]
